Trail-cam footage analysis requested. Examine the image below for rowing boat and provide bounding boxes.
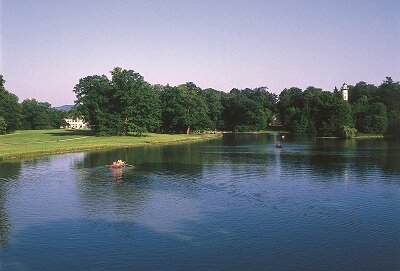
[106,164,134,168]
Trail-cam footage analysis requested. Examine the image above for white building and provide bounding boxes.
[63,118,89,129]
[341,83,349,101]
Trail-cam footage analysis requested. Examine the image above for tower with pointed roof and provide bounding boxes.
[341,83,349,101]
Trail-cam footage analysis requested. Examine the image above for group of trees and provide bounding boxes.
[20,99,65,130]
[74,68,277,135]
[0,75,21,134]
[278,87,354,137]
[278,77,400,137]
[1,70,399,138]
[74,68,161,135]
[0,75,65,134]
[349,78,400,135]
[75,68,400,137]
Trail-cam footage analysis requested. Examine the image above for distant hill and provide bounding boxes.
[54,105,74,111]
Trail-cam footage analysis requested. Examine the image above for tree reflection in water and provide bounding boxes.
[0,161,22,247]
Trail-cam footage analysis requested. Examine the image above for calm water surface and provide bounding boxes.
[0,134,399,271]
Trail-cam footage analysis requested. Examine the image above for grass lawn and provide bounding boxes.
[0,129,222,161]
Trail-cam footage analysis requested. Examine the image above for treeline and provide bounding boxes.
[0,75,65,134]
[278,77,400,137]
[74,68,400,137]
[1,70,399,137]
[73,67,277,135]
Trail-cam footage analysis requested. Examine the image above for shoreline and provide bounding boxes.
[317,134,385,139]
[0,130,222,162]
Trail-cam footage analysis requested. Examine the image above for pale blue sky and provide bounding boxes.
[1,0,399,106]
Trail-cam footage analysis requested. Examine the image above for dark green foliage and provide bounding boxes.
[362,103,388,134]
[278,86,354,136]
[375,77,400,135]
[222,87,275,131]
[21,99,63,130]
[349,77,399,135]
[72,68,399,137]
[387,110,400,135]
[111,68,161,135]
[0,76,21,133]
[278,87,314,133]
[348,81,377,103]
[160,83,211,133]
[0,75,5,88]
[74,68,161,136]
[341,126,358,139]
[74,74,114,134]
[0,116,6,134]
[201,88,224,130]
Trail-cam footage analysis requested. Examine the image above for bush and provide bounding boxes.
[341,126,358,139]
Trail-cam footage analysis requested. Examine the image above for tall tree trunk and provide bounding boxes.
[186,126,190,135]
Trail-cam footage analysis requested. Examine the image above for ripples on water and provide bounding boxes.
[0,134,399,271]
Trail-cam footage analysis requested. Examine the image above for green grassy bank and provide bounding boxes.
[0,129,222,161]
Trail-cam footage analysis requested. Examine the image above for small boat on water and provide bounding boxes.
[106,164,134,168]
[107,160,134,168]
[275,143,283,148]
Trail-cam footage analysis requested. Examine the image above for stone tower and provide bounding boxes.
[341,83,349,101]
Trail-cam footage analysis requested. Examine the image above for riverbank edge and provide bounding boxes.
[317,134,385,139]
[0,133,222,162]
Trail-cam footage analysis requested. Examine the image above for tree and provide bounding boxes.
[74,74,114,134]
[222,87,275,131]
[363,102,388,134]
[160,83,211,133]
[110,67,161,135]
[0,75,5,88]
[278,86,355,136]
[278,87,306,132]
[0,76,21,133]
[303,87,354,136]
[74,68,161,135]
[201,88,224,130]
[376,77,400,135]
[349,81,377,103]
[0,116,6,134]
[21,99,64,130]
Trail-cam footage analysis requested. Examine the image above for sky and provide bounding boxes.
[1,0,399,106]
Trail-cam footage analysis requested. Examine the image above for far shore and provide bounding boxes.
[0,129,222,162]
[317,134,385,139]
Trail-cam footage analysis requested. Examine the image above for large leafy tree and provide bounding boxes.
[278,86,355,136]
[348,81,377,103]
[110,67,161,135]
[303,87,354,136]
[74,68,161,135]
[376,77,400,135]
[74,75,114,134]
[0,75,21,133]
[161,83,211,133]
[21,99,63,130]
[278,87,313,132]
[200,88,224,130]
[349,77,399,135]
[222,87,275,131]
[363,102,388,134]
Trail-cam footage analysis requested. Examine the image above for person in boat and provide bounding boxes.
[117,160,125,166]
[111,160,125,167]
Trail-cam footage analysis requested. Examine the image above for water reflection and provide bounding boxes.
[0,161,21,247]
[0,135,399,270]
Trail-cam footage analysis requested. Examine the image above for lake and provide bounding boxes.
[0,134,399,271]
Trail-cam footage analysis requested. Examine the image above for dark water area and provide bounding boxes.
[0,134,399,271]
